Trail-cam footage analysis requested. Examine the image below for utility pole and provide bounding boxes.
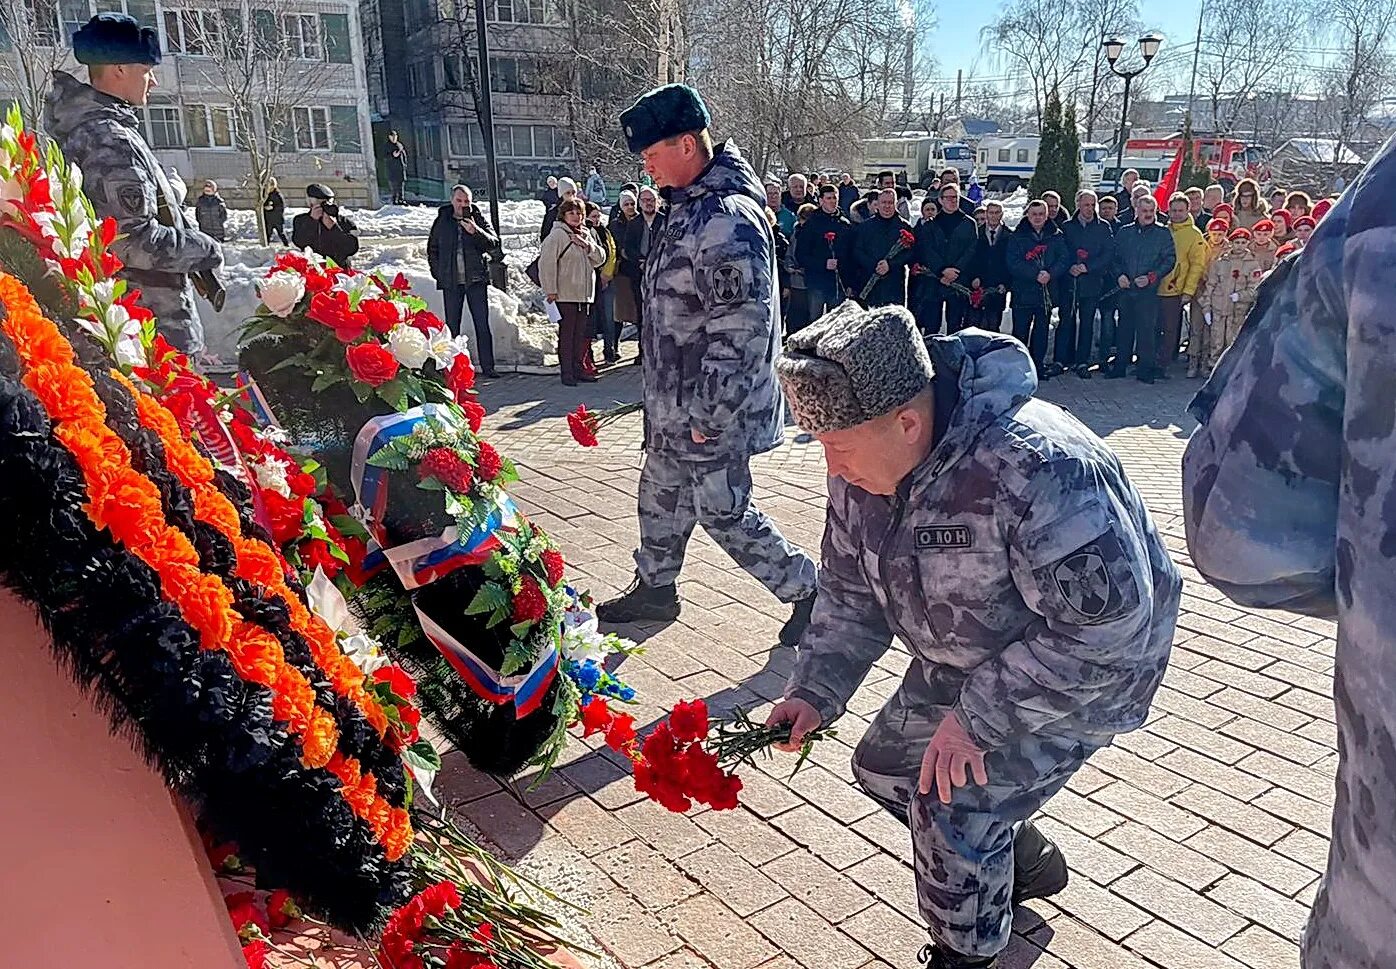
[473,0,502,281]
[1186,1,1204,130]
[955,69,963,115]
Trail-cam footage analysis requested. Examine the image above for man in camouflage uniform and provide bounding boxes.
[1183,137,1396,969]
[768,305,1180,969]
[46,14,223,355]
[596,84,817,645]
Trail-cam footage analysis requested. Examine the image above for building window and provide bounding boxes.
[293,106,330,150]
[163,8,222,55]
[487,0,551,24]
[142,105,184,149]
[184,103,235,148]
[281,13,321,59]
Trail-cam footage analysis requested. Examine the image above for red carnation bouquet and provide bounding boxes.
[566,401,644,447]
[858,228,917,302]
[582,698,835,814]
[1025,243,1053,311]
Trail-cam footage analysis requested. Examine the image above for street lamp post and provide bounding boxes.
[1103,33,1165,179]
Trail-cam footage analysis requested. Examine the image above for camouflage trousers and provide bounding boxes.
[634,451,817,602]
[1193,311,1244,375]
[852,663,1095,958]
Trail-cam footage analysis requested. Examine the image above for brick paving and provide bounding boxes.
[441,346,1334,969]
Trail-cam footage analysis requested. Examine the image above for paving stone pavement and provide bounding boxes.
[442,344,1335,969]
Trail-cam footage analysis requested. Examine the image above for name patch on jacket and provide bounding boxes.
[914,524,972,550]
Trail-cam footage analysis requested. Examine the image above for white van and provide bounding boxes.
[977,136,1110,193]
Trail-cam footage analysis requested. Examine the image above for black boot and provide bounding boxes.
[778,592,817,646]
[916,943,997,968]
[596,577,681,623]
[1012,819,1069,905]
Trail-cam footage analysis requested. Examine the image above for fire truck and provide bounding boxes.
[1116,135,1271,188]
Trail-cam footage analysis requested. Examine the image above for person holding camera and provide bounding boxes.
[427,184,501,378]
[292,183,360,267]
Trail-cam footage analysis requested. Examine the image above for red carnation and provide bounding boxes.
[898,229,916,249]
[1076,248,1088,260]
[419,446,475,492]
[580,695,613,737]
[225,891,270,941]
[605,712,638,752]
[409,309,445,334]
[267,889,302,929]
[1232,269,1241,279]
[668,699,709,744]
[541,548,565,587]
[461,399,486,432]
[207,841,242,872]
[823,231,836,243]
[261,490,307,546]
[361,298,401,334]
[567,404,599,447]
[447,353,476,402]
[419,880,462,917]
[373,664,419,699]
[476,441,503,481]
[346,342,400,387]
[300,537,343,577]
[241,940,270,969]
[511,574,548,625]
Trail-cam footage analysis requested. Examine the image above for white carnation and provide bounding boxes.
[258,271,305,317]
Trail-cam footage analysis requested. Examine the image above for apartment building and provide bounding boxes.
[0,0,378,208]
[363,0,592,198]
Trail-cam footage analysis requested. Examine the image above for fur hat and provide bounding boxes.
[620,84,711,153]
[775,302,934,435]
[73,12,161,66]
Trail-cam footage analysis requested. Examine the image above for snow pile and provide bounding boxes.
[199,201,552,373]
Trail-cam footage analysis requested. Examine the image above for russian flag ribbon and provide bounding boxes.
[413,604,559,718]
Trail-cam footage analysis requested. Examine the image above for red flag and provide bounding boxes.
[1154,145,1184,209]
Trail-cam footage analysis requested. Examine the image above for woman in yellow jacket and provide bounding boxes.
[1157,193,1208,374]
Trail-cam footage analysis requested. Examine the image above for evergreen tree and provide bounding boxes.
[1029,88,1064,200]
[1059,102,1082,205]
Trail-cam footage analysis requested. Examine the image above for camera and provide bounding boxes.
[321,201,339,217]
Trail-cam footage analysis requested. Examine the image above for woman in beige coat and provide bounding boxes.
[539,197,607,384]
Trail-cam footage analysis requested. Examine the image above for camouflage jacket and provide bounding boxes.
[787,330,1181,750]
[1182,134,1396,969]
[640,142,784,459]
[46,71,223,354]
[1198,240,1264,318]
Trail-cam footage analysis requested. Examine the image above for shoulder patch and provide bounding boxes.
[106,177,149,218]
[709,262,750,305]
[1053,545,1113,618]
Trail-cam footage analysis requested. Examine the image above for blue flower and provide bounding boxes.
[574,660,602,693]
[618,684,636,702]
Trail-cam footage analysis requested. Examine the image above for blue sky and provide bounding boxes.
[924,0,1203,92]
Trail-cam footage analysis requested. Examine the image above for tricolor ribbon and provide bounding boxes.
[413,604,559,717]
[349,404,518,590]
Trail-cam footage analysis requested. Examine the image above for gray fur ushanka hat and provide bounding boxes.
[776,302,934,434]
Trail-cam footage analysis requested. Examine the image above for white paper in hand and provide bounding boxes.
[544,300,563,324]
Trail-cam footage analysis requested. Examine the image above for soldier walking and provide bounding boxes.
[767,306,1181,969]
[46,14,224,356]
[596,84,818,645]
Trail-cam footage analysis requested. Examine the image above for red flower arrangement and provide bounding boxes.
[823,231,837,244]
[380,881,507,969]
[346,342,401,387]
[420,447,476,493]
[565,401,644,448]
[1076,248,1089,261]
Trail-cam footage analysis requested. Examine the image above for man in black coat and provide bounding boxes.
[427,184,501,376]
[1107,194,1177,383]
[1005,199,1070,376]
[968,199,1011,330]
[838,172,860,214]
[385,131,408,204]
[291,183,360,267]
[795,183,851,321]
[842,188,913,308]
[928,183,978,334]
[1096,195,1123,363]
[620,186,666,343]
[1113,168,1139,212]
[1057,189,1116,378]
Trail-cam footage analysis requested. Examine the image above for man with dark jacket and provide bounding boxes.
[843,188,914,308]
[968,200,1011,330]
[608,181,639,224]
[795,183,851,320]
[292,183,360,267]
[385,130,408,204]
[45,15,223,355]
[929,183,978,334]
[1107,194,1176,383]
[838,172,860,213]
[1057,189,1116,378]
[620,185,666,347]
[1006,200,1070,376]
[427,184,500,377]
[1096,195,1123,364]
[1113,168,1139,212]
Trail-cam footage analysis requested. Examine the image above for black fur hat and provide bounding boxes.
[73,13,162,66]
